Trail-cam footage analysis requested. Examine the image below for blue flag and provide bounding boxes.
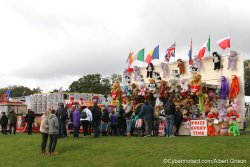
[152,45,159,60]
[6,87,11,101]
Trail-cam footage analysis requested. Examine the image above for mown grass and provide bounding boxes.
[0,133,249,167]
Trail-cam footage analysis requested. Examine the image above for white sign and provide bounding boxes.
[190,120,207,136]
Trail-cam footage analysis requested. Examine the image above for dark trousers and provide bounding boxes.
[81,121,90,136]
[147,71,153,78]
[1,124,7,135]
[73,125,80,138]
[27,122,33,134]
[59,120,67,138]
[110,124,117,136]
[175,120,182,136]
[9,123,16,135]
[214,62,220,70]
[41,133,48,153]
[49,134,58,154]
[92,121,100,137]
[144,120,153,136]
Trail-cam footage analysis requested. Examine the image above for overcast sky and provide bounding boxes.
[0,0,249,92]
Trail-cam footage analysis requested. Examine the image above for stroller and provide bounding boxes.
[133,115,144,137]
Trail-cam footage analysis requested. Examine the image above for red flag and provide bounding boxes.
[217,37,230,50]
[198,41,207,60]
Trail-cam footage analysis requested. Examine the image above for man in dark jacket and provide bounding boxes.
[117,106,126,136]
[139,100,154,137]
[8,108,17,135]
[101,106,110,136]
[0,112,8,135]
[25,109,35,135]
[90,100,102,138]
[56,103,68,138]
[164,95,176,137]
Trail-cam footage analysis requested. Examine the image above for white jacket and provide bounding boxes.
[80,108,93,122]
[40,115,49,133]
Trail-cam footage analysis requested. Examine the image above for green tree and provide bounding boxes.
[0,86,42,97]
[110,74,122,83]
[244,60,250,96]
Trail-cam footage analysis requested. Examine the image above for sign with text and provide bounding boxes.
[190,120,207,136]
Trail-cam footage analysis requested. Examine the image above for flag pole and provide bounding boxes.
[228,30,231,55]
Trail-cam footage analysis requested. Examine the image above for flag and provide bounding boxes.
[6,87,11,102]
[188,39,192,65]
[152,45,159,60]
[126,51,134,65]
[217,37,230,50]
[145,50,154,64]
[166,43,176,59]
[133,49,144,61]
[207,35,210,52]
[198,41,207,60]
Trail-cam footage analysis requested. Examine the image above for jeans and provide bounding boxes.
[144,120,153,136]
[73,126,80,138]
[9,122,16,135]
[27,122,33,134]
[1,124,7,135]
[92,121,100,137]
[59,120,66,138]
[49,134,58,154]
[41,133,48,153]
[166,114,174,136]
[81,121,90,136]
[126,119,132,135]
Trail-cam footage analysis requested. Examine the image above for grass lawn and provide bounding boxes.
[0,133,249,167]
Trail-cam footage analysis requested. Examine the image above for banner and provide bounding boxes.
[190,120,207,136]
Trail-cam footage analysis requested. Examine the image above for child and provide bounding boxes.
[174,105,183,136]
[0,112,8,135]
[110,111,117,136]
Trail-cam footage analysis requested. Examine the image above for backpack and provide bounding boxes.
[81,110,87,119]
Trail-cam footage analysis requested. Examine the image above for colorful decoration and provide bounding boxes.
[227,107,240,124]
[228,75,240,99]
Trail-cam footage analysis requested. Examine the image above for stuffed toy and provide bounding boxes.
[133,66,140,81]
[192,55,201,71]
[218,100,228,123]
[138,75,145,84]
[212,52,221,70]
[111,82,121,101]
[228,121,240,136]
[228,75,240,99]
[169,79,179,93]
[228,50,238,70]
[131,83,139,99]
[161,62,169,79]
[216,122,228,136]
[190,104,200,119]
[190,73,202,96]
[227,107,240,124]
[177,59,185,75]
[231,99,240,111]
[220,76,229,100]
[207,122,216,136]
[190,66,199,73]
[171,69,180,79]
[123,75,131,85]
[182,108,191,123]
[159,80,168,99]
[180,78,189,95]
[204,96,212,116]
[146,63,154,78]
[153,72,162,84]
[122,85,131,97]
[148,79,157,92]
[138,83,147,97]
[207,108,219,124]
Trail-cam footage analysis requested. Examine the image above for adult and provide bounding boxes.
[8,108,17,135]
[48,110,59,156]
[90,100,102,138]
[72,105,81,138]
[139,100,154,137]
[80,106,93,138]
[164,95,176,137]
[117,106,126,136]
[101,106,110,136]
[40,111,50,156]
[124,103,133,136]
[25,109,35,135]
[174,105,183,136]
[0,112,8,135]
[56,103,68,138]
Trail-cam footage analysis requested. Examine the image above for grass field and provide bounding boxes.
[0,133,249,167]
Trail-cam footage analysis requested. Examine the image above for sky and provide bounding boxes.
[0,0,249,92]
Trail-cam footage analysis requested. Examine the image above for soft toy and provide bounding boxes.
[123,75,131,85]
[218,100,228,123]
[138,75,145,84]
[138,83,147,97]
[231,99,240,111]
[227,107,240,124]
[161,62,169,79]
[159,80,168,99]
[204,96,212,116]
[190,73,202,96]
[169,79,179,93]
[228,121,240,136]
[182,108,191,123]
[228,75,240,99]
[190,66,199,73]
[177,59,185,75]
[131,83,139,99]
[207,122,216,136]
[133,66,140,81]
[171,69,180,79]
[180,78,189,95]
[228,50,238,70]
[192,55,201,71]
[190,104,200,119]
[212,52,221,70]
[216,122,228,136]
[148,79,157,92]
[153,72,162,84]
[220,76,229,100]
[122,85,131,97]
[207,108,219,124]
[111,82,122,101]
[146,63,154,78]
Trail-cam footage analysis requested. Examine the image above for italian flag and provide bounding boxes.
[217,37,230,50]
[133,49,145,62]
[198,41,207,60]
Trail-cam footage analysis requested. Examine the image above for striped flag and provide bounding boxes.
[152,45,159,60]
[145,50,154,64]
[166,43,176,59]
[188,39,192,65]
